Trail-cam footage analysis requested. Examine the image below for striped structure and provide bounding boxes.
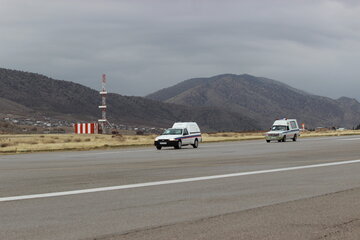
[74,123,99,134]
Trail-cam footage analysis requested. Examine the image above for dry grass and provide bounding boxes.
[203,130,360,142]
[0,134,157,154]
[203,132,265,142]
[300,130,360,138]
[0,130,359,154]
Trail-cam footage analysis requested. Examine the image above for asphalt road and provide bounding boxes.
[1,135,360,239]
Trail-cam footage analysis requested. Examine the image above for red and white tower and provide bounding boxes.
[98,74,110,133]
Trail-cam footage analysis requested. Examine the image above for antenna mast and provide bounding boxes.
[98,74,111,133]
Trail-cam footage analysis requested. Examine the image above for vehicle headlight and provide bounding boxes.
[155,138,159,141]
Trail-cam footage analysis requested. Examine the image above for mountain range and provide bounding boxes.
[0,68,258,132]
[147,74,360,129]
[1,68,359,132]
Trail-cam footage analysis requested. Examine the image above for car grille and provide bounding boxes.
[268,134,279,137]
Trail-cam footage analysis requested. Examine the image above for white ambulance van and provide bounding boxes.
[154,122,202,150]
[265,118,300,143]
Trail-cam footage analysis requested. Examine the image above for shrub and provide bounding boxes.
[0,143,10,148]
[112,134,124,142]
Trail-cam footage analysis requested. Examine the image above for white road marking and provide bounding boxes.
[1,159,360,202]
[338,138,360,141]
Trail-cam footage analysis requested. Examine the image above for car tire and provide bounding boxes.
[292,134,297,141]
[266,140,270,143]
[282,136,286,142]
[174,140,182,149]
[192,139,199,148]
[156,146,162,150]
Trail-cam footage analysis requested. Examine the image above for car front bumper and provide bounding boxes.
[265,135,283,141]
[154,140,178,147]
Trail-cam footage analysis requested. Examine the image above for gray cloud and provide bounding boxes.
[1,0,360,99]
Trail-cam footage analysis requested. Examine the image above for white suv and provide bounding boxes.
[265,119,300,143]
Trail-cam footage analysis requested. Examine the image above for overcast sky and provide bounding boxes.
[1,0,360,99]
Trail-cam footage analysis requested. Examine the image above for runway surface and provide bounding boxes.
[1,135,360,239]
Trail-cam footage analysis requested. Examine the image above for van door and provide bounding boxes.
[289,121,297,137]
[288,125,294,138]
[182,128,190,145]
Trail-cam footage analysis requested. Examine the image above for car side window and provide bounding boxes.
[183,128,189,135]
[290,121,297,129]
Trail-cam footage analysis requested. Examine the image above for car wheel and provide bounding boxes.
[266,140,270,143]
[192,139,199,148]
[292,134,297,141]
[174,140,182,149]
[282,136,286,142]
[156,146,162,150]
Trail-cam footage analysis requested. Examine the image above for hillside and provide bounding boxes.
[0,97,34,115]
[147,74,360,129]
[0,68,259,132]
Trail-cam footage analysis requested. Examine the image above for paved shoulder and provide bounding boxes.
[105,187,360,240]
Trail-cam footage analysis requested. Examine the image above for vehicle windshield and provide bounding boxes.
[162,128,182,135]
[271,125,287,131]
